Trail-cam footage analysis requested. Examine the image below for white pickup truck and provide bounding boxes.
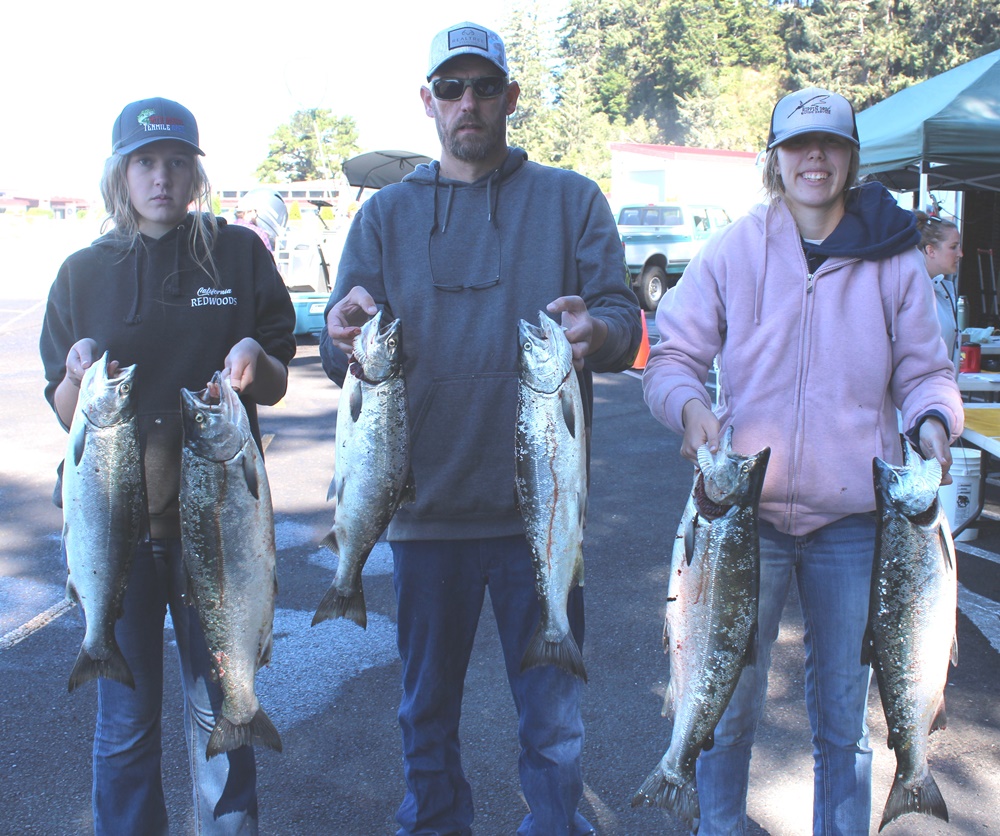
[618,203,732,310]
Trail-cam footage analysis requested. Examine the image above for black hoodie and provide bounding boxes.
[40,215,296,538]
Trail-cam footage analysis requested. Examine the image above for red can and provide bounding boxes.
[960,343,981,373]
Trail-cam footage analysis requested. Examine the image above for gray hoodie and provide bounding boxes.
[321,148,642,541]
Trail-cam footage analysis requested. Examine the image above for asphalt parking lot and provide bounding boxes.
[0,221,998,834]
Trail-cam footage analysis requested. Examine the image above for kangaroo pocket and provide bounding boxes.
[139,412,182,528]
[408,373,518,521]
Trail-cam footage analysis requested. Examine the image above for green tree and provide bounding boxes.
[257,109,361,183]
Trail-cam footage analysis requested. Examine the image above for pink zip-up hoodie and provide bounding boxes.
[643,195,964,536]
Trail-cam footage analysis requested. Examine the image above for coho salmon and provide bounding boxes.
[180,373,281,759]
[314,311,410,629]
[515,311,588,682]
[63,352,145,692]
[866,438,956,831]
[633,427,770,832]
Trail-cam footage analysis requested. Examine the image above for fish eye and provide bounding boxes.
[523,341,533,351]
[387,337,397,349]
[741,463,750,474]
[194,412,206,424]
[120,383,131,394]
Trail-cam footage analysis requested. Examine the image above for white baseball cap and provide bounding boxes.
[767,87,859,150]
[427,22,508,80]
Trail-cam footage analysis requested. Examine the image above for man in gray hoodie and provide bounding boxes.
[320,21,641,836]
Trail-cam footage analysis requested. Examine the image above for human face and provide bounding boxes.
[125,140,196,238]
[421,55,518,178]
[775,132,853,219]
[924,227,963,277]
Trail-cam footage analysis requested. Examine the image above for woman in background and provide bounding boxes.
[916,210,963,373]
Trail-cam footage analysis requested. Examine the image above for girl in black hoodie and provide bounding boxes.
[39,97,294,835]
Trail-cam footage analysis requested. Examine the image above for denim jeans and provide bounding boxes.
[695,515,875,836]
[391,535,594,836]
[92,538,258,835]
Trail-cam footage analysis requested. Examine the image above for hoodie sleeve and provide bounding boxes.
[576,186,643,373]
[889,247,964,440]
[39,257,77,425]
[320,202,389,387]
[642,239,727,435]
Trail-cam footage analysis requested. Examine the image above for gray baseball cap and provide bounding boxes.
[427,22,508,80]
[112,97,205,157]
[767,87,859,150]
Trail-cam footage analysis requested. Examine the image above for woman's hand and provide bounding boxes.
[680,399,720,465]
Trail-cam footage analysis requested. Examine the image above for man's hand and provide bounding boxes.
[547,296,608,371]
[327,286,378,356]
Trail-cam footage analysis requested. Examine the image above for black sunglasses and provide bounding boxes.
[430,76,507,101]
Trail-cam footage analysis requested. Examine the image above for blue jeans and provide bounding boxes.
[391,535,594,836]
[92,538,258,834]
[695,515,875,836]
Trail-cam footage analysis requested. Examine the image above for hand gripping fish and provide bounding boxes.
[63,352,145,692]
[633,427,769,833]
[515,312,588,682]
[314,311,411,629]
[865,437,957,831]
[180,373,281,759]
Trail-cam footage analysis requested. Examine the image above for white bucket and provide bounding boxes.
[938,448,982,541]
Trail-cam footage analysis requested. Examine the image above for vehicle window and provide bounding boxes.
[619,208,641,225]
[708,208,732,228]
[693,213,708,232]
[648,206,683,226]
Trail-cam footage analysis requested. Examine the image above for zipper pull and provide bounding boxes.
[806,273,815,294]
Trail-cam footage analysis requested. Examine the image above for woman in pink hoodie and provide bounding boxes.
[642,88,963,835]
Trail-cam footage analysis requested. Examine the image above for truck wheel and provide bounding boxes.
[639,266,667,311]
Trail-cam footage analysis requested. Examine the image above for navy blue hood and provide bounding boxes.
[804,182,919,262]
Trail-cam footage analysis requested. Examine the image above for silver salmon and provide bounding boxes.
[314,311,410,629]
[63,352,145,692]
[866,438,956,831]
[180,373,281,759]
[515,311,588,682]
[633,427,769,832]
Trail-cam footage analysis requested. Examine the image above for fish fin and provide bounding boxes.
[940,525,956,572]
[631,766,700,832]
[258,631,274,670]
[206,707,283,759]
[573,545,585,589]
[68,643,135,693]
[660,678,675,719]
[72,425,87,467]
[878,767,948,831]
[702,729,715,752]
[931,696,947,733]
[520,626,587,683]
[349,382,363,423]
[321,528,340,555]
[242,452,259,500]
[311,582,367,629]
[950,633,958,667]
[560,389,577,439]
[684,514,697,565]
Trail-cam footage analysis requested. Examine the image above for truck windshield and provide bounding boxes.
[642,207,682,226]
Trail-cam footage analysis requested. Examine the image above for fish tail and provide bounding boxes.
[206,708,283,760]
[520,627,587,682]
[311,584,367,629]
[878,769,948,831]
[68,643,135,693]
[631,767,700,831]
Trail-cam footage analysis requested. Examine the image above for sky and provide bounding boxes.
[4,1,562,200]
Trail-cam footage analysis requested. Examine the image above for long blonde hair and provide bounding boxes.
[99,152,219,283]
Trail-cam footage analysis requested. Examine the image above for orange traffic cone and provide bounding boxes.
[632,314,650,370]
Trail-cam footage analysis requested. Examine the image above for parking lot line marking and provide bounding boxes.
[0,299,45,336]
[0,599,75,652]
[955,541,1000,567]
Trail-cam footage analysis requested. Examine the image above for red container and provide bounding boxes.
[960,343,981,373]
